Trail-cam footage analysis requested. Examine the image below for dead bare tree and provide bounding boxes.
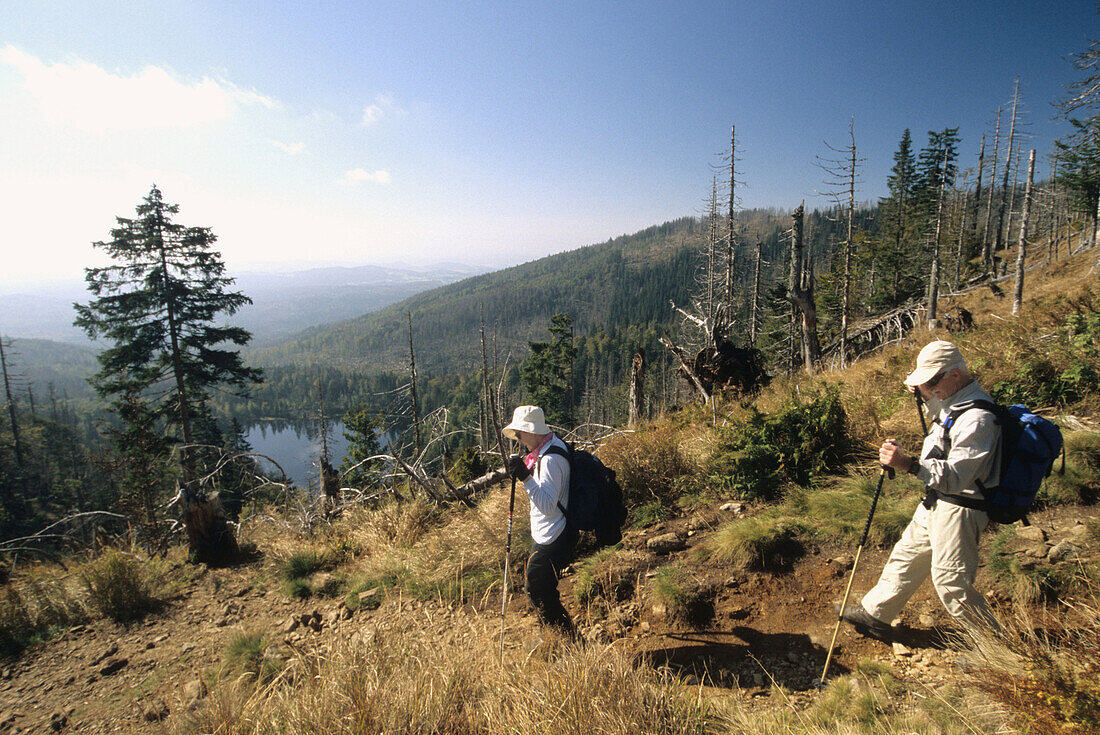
[750,241,764,347]
[1013,149,1037,315]
[993,80,1022,264]
[628,348,645,429]
[726,125,738,306]
[787,203,821,372]
[815,118,863,368]
[0,337,24,468]
[983,107,1002,277]
[407,311,422,461]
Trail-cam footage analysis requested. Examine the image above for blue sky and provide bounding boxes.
[0,1,1094,283]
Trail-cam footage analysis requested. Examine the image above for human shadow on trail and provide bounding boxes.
[636,625,837,691]
[888,623,955,650]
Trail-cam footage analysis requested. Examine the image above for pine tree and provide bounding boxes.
[74,185,262,564]
[521,313,576,426]
[874,130,919,307]
[340,405,384,488]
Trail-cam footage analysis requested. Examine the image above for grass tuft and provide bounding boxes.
[701,515,807,572]
[80,549,160,623]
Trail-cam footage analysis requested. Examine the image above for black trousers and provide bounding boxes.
[524,528,576,635]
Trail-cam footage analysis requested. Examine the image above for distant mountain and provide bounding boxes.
[232,262,490,346]
[251,217,710,375]
[0,262,490,347]
[0,336,99,403]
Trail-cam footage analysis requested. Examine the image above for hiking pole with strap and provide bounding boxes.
[820,464,895,686]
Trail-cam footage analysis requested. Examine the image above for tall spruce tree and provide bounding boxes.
[74,185,262,564]
[913,128,960,326]
[521,313,576,426]
[875,130,919,307]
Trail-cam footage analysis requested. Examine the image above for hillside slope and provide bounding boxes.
[249,217,707,374]
[3,244,1098,734]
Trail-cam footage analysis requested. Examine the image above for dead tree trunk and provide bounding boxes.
[658,337,711,403]
[840,121,856,369]
[407,311,422,461]
[994,80,1020,265]
[787,203,820,372]
[927,147,950,329]
[320,459,341,518]
[983,107,1002,278]
[954,188,969,290]
[628,348,646,429]
[750,241,762,347]
[1048,160,1060,264]
[726,125,737,307]
[971,134,985,244]
[0,338,24,468]
[1013,149,1037,316]
[185,494,239,565]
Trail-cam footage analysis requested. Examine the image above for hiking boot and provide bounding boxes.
[835,603,893,640]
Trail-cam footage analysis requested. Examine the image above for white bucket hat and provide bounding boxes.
[502,405,549,440]
[904,340,966,386]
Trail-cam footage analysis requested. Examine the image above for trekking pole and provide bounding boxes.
[820,464,895,686]
[913,389,929,437]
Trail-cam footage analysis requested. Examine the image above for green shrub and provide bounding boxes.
[80,550,159,623]
[447,445,488,487]
[791,473,915,548]
[629,501,672,528]
[701,516,806,572]
[1037,430,1100,508]
[284,578,313,599]
[222,630,283,683]
[650,564,711,625]
[991,294,1100,407]
[707,386,855,501]
[599,425,695,507]
[281,551,327,581]
[574,547,633,610]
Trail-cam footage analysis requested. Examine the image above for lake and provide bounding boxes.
[245,421,351,488]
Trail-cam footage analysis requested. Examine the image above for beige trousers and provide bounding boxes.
[860,501,993,624]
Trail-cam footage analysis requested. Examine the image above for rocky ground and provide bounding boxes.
[0,499,1094,734]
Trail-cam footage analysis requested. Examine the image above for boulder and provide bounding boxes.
[98,657,128,676]
[647,532,686,554]
[142,700,169,722]
[1048,540,1079,563]
[1016,525,1047,543]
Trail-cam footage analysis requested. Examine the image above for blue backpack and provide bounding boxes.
[545,443,628,547]
[943,400,1064,525]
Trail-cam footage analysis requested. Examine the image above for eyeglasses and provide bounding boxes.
[925,371,947,388]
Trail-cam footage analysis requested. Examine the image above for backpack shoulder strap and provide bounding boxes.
[541,443,571,515]
[544,444,570,460]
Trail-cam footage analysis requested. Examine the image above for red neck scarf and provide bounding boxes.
[524,433,553,470]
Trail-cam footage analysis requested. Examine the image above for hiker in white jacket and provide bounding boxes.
[503,405,576,636]
[839,341,1001,639]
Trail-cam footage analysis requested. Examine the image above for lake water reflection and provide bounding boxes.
[245,421,350,488]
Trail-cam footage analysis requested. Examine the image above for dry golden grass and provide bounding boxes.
[174,612,720,735]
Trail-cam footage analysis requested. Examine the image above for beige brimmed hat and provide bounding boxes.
[502,405,549,440]
[904,340,966,386]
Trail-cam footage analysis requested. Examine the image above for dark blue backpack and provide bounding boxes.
[944,400,1064,525]
[545,443,628,547]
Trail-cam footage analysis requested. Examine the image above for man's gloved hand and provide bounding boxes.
[506,453,532,481]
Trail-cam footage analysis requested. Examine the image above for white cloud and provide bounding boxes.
[361,103,384,126]
[0,45,278,131]
[341,168,391,185]
[274,140,305,155]
[360,93,403,127]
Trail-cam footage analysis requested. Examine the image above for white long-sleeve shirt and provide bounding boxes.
[523,434,570,545]
[913,380,1002,502]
